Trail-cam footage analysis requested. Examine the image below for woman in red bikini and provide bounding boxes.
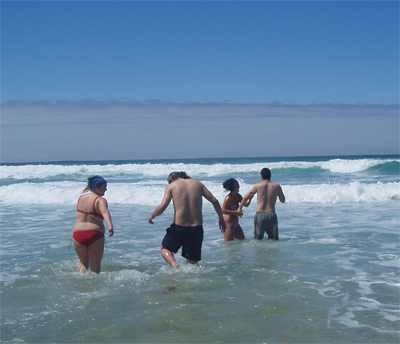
[72,175,114,274]
[221,178,246,241]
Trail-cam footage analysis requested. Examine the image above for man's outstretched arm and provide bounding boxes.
[278,185,285,203]
[148,186,173,224]
[202,185,226,232]
[238,186,257,211]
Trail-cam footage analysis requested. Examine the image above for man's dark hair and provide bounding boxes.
[179,171,190,179]
[167,171,191,184]
[261,168,271,180]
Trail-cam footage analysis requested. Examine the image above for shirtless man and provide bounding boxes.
[148,172,226,267]
[238,168,285,240]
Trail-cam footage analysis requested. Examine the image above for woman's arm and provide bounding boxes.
[98,198,114,237]
[222,195,243,216]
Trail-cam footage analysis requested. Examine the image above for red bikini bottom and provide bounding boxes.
[73,230,104,247]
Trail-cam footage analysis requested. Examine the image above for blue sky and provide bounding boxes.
[1,1,399,163]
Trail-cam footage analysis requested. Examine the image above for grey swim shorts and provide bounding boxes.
[254,212,279,240]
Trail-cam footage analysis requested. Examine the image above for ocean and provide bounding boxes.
[1,155,399,343]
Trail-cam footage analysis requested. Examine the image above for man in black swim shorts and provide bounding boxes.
[148,172,226,267]
[162,223,203,262]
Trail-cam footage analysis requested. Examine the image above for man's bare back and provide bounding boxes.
[251,180,285,213]
[149,177,224,227]
[239,179,285,213]
[169,178,206,226]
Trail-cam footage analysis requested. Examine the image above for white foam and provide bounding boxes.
[284,181,399,204]
[1,157,398,179]
[301,238,341,245]
[318,158,393,173]
[0,180,398,206]
[336,311,364,328]
[103,269,150,283]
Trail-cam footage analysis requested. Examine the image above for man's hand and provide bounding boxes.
[219,218,226,233]
[148,215,154,224]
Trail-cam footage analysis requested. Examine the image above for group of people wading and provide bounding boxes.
[72,168,285,273]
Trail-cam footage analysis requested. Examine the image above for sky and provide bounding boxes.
[1,0,399,163]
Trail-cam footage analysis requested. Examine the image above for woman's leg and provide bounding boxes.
[73,239,89,273]
[224,225,235,241]
[235,224,245,240]
[88,237,105,274]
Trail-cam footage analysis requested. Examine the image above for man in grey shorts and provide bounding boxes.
[238,168,285,240]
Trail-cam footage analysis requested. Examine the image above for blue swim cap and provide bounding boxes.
[87,175,107,189]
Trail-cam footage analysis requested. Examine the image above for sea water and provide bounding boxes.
[0,155,399,343]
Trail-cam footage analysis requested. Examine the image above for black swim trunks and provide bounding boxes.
[162,223,204,261]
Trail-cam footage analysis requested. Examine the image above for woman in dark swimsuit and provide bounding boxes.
[221,178,245,241]
[72,175,114,274]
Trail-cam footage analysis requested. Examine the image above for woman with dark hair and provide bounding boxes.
[72,175,114,274]
[221,178,245,241]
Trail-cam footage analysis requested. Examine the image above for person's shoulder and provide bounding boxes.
[245,183,259,195]
[167,180,179,190]
[173,178,200,188]
[96,196,107,205]
[270,181,281,189]
[189,178,203,187]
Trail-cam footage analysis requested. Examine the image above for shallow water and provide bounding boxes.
[1,156,399,343]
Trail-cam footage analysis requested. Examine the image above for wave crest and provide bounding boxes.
[1,158,398,180]
[0,181,398,206]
